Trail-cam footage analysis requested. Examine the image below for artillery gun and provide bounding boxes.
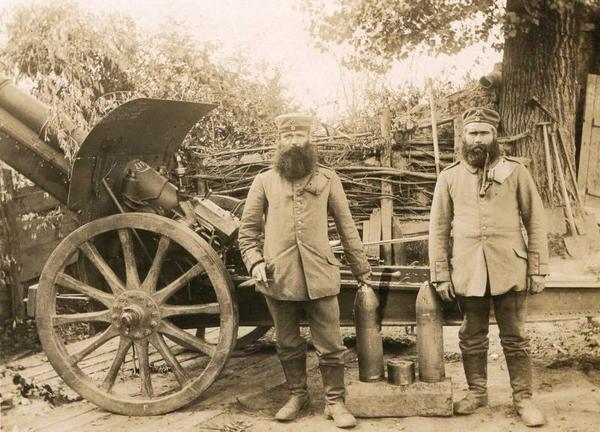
[1,76,599,416]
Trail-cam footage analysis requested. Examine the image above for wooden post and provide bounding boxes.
[0,169,24,320]
[380,107,393,264]
[453,116,463,161]
[427,79,441,176]
[579,74,599,201]
[392,216,407,265]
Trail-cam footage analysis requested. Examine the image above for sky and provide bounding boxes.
[3,0,502,121]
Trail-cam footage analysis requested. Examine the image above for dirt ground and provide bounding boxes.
[1,254,599,431]
[1,319,599,432]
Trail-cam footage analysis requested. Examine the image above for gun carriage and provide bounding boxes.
[1,77,599,416]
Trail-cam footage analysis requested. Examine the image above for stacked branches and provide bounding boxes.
[194,79,497,225]
[192,126,439,223]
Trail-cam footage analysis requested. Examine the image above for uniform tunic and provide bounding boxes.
[239,167,370,301]
[428,157,549,297]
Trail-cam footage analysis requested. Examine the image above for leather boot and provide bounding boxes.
[514,399,546,427]
[454,352,488,415]
[506,353,545,427]
[275,356,310,421]
[320,364,357,428]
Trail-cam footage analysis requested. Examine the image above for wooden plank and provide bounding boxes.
[60,212,80,236]
[10,188,60,214]
[0,293,11,319]
[392,218,430,265]
[427,78,441,176]
[0,169,25,319]
[18,229,59,251]
[48,410,112,432]
[26,406,98,432]
[380,198,393,264]
[36,352,280,431]
[453,116,463,160]
[416,116,455,129]
[587,81,600,195]
[74,409,222,432]
[362,220,370,244]
[578,74,598,196]
[12,184,39,197]
[392,216,407,265]
[18,240,56,281]
[366,208,381,258]
[11,212,78,282]
[380,107,393,264]
[16,216,59,240]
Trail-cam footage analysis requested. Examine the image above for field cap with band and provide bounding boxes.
[462,107,500,129]
[274,113,315,133]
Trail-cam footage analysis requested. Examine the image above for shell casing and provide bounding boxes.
[416,282,445,382]
[354,283,385,382]
[387,359,415,386]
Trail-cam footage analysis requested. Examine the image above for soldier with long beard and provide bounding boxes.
[428,108,549,427]
[238,113,370,428]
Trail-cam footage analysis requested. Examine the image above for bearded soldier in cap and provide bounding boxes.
[238,113,370,428]
[428,107,549,427]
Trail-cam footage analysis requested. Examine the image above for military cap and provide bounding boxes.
[462,107,500,128]
[274,113,315,133]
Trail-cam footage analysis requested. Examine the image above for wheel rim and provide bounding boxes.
[36,213,238,415]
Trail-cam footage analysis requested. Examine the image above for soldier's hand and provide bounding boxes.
[435,281,455,302]
[356,272,371,286]
[527,275,545,294]
[252,262,269,287]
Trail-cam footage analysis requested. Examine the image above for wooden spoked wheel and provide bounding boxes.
[36,213,238,415]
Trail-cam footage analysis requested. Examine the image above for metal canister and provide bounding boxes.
[387,359,415,386]
[416,281,445,382]
[353,282,384,382]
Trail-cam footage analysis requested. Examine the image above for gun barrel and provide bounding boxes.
[0,77,86,204]
[0,77,86,151]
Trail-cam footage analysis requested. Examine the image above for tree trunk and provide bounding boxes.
[500,0,585,207]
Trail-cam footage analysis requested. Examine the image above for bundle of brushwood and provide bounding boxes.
[191,128,438,223]
[189,79,497,226]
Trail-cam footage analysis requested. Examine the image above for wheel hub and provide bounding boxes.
[112,291,160,339]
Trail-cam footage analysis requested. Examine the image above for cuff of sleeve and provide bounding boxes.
[431,260,450,282]
[351,260,371,277]
[527,252,549,275]
[243,249,264,274]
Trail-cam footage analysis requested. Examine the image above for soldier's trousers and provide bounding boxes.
[457,289,532,400]
[457,289,529,356]
[264,295,347,366]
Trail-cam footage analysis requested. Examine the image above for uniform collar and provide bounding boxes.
[462,157,502,174]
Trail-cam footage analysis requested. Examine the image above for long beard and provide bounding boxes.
[274,143,318,180]
[462,140,500,168]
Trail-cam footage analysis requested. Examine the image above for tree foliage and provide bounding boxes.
[0,1,290,161]
[303,0,598,73]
